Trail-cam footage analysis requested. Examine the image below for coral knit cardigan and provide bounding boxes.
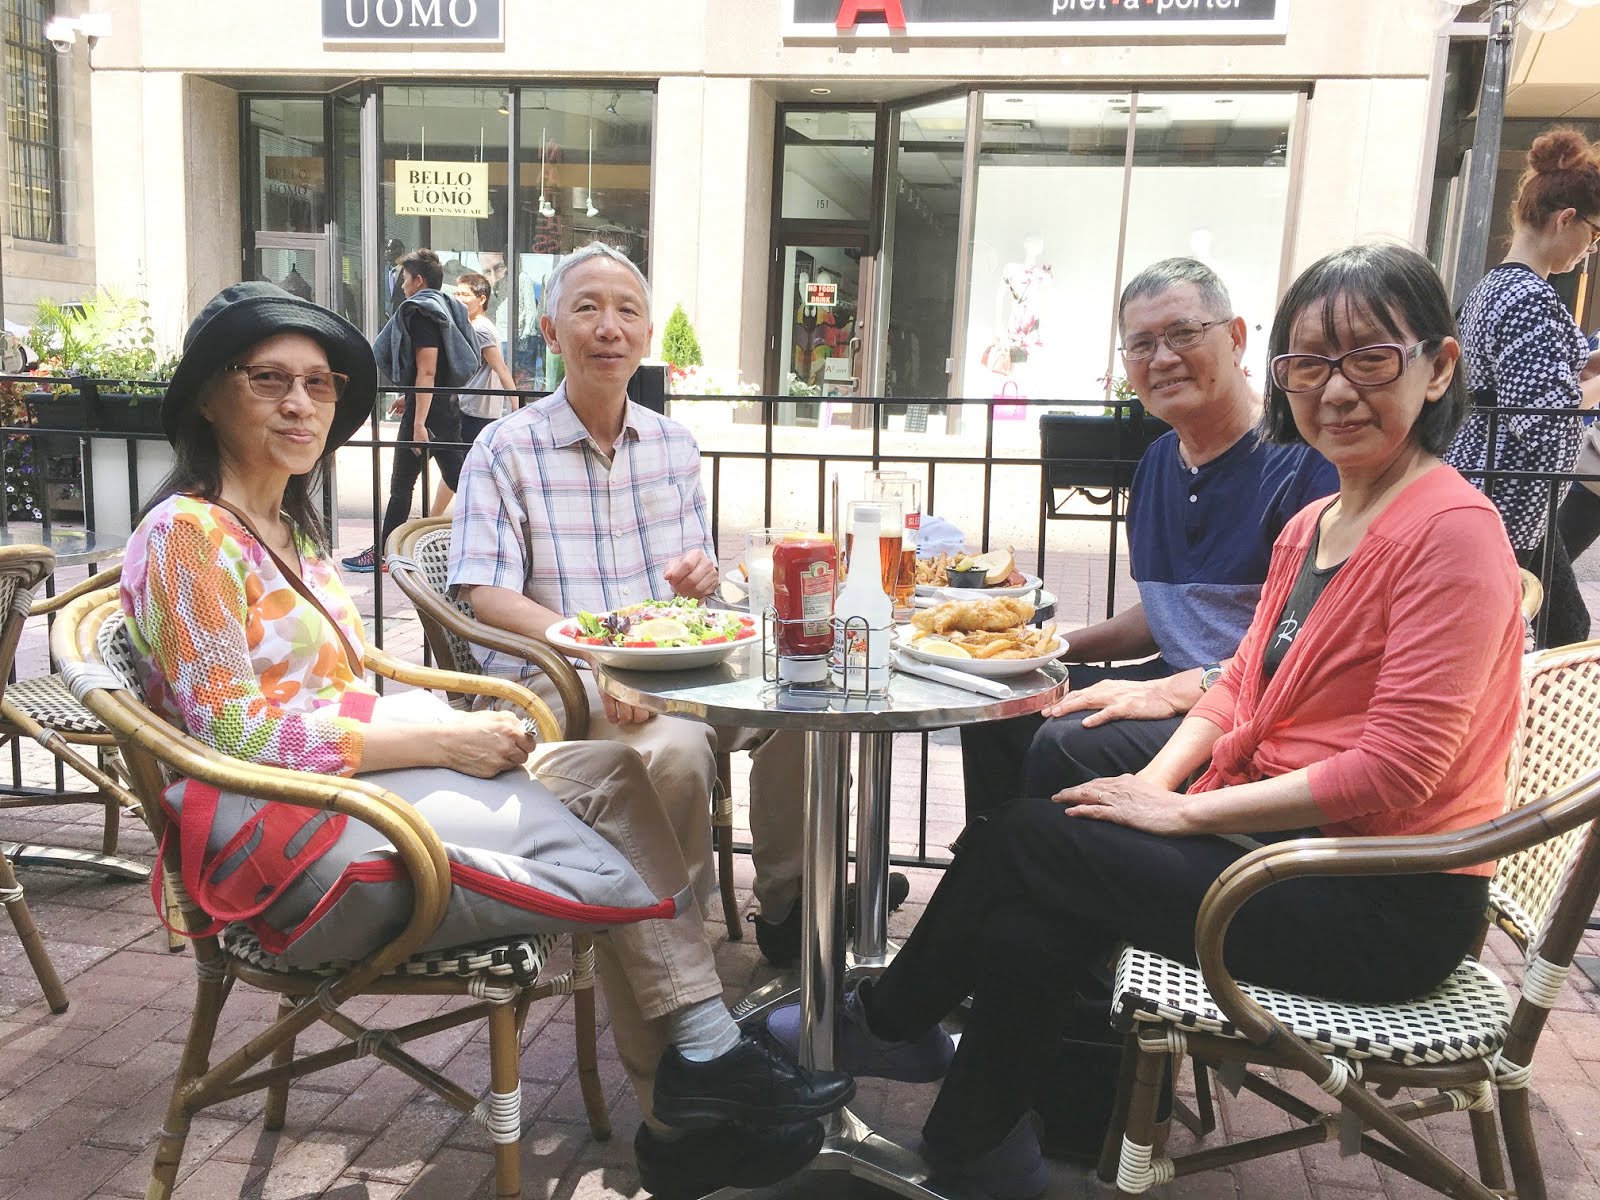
[1189,466,1522,876]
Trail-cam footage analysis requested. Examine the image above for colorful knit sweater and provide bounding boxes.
[121,494,374,776]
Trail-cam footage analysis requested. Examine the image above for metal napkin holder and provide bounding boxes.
[759,607,892,700]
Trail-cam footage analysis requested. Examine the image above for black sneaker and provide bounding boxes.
[652,1034,856,1129]
[748,872,913,968]
[634,1118,825,1199]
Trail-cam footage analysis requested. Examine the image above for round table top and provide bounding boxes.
[0,525,127,568]
[597,642,1068,733]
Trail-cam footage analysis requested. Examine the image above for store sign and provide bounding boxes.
[395,161,490,218]
[785,0,1288,38]
[323,0,503,43]
[265,157,324,189]
[805,282,839,308]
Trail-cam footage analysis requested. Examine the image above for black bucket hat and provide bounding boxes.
[162,282,377,451]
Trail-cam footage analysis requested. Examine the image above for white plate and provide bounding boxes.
[546,617,758,672]
[914,573,1042,599]
[894,628,1069,679]
[912,588,1056,614]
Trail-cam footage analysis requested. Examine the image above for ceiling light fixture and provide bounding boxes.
[585,127,600,218]
[606,91,621,115]
[496,90,510,116]
[538,127,555,218]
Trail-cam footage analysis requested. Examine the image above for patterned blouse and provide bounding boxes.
[1444,263,1590,550]
[122,495,374,776]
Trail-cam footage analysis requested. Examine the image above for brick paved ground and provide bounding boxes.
[7,538,1600,1198]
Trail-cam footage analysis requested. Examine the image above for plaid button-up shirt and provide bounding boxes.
[447,383,715,683]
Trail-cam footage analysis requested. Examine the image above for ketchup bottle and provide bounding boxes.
[772,533,838,684]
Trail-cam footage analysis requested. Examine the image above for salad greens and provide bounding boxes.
[569,597,754,648]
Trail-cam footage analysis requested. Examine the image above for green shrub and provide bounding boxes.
[660,304,703,370]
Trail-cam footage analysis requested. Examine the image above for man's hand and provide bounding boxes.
[387,397,405,419]
[600,691,655,728]
[411,423,430,455]
[1038,676,1182,728]
[442,711,538,777]
[663,550,718,599]
[1053,774,1192,836]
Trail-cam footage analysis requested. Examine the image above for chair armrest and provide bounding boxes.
[1191,766,1600,1046]
[363,647,563,745]
[33,561,123,616]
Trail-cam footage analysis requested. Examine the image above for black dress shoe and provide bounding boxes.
[750,872,913,968]
[635,1118,825,1199]
[653,1034,856,1129]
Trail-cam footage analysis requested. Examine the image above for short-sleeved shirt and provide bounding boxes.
[458,315,510,420]
[1129,429,1338,671]
[447,383,714,683]
[403,303,460,436]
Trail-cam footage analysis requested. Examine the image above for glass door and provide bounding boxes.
[251,232,332,308]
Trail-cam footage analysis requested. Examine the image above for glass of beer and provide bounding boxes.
[869,477,922,614]
[845,499,903,598]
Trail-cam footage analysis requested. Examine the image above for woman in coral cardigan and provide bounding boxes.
[769,244,1526,1199]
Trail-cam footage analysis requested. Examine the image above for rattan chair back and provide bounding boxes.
[0,546,54,701]
[390,518,485,679]
[1489,640,1600,951]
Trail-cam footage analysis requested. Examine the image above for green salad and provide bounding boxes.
[565,597,757,649]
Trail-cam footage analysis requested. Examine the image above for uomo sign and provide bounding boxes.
[323,0,504,42]
[395,161,490,218]
[785,0,1288,38]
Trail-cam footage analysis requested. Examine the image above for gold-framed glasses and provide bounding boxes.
[226,364,349,404]
[1119,317,1232,361]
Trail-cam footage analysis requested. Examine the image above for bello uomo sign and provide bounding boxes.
[395,162,489,218]
[323,0,503,42]
[786,0,1288,38]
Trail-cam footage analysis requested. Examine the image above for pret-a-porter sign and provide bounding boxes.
[323,0,503,42]
[785,0,1288,38]
[395,161,490,218]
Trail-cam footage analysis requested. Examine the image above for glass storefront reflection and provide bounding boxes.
[246,98,326,234]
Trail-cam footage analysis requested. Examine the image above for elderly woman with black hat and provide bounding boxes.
[122,282,852,1199]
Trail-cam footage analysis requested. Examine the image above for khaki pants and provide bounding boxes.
[528,670,808,921]
[529,740,725,1123]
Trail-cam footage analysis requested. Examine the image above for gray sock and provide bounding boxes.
[667,996,742,1062]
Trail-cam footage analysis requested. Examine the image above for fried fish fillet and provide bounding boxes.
[911,596,1036,636]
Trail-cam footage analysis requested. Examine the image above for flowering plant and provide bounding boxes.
[667,365,760,397]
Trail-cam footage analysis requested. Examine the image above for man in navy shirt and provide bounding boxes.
[961,258,1337,818]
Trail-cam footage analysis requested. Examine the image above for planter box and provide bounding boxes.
[1040,408,1170,502]
[94,391,166,434]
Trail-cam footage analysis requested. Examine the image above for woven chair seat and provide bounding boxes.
[5,673,108,734]
[222,924,560,987]
[1113,946,1512,1068]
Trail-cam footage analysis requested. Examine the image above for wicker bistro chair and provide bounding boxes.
[54,594,613,1200]
[1098,640,1600,1200]
[0,560,153,881]
[0,545,70,1013]
[386,515,745,939]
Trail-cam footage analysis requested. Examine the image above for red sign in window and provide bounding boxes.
[835,0,908,30]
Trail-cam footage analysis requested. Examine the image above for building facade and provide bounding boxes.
[6,0,1491,401]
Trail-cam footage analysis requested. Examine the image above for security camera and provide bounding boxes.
[43,17,76,52]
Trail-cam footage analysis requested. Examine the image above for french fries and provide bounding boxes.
[909,596,1057,660]
[919,622,1058,660]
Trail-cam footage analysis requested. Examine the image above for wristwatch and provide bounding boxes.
[1199,663,1225,692]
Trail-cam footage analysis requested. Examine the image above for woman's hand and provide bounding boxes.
[441,711,538,777]
[1054,773,1193,836]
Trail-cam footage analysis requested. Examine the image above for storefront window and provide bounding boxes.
[962,93,1129,405]
[782,110,877,222]
[1121,92,1297,382]
[246,98,326,234]
[513,87,653,386]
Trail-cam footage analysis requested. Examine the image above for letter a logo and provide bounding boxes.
[835,0,908,31]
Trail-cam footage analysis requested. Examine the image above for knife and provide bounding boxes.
[893,651,1014,699]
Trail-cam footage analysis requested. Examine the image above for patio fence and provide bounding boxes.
[2,375,1593,867]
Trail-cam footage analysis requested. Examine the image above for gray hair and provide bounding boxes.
[542,241,652,321]
[1118,257,1233,326]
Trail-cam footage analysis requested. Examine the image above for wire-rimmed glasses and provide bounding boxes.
[1119,317,1233,361]
[1269,342,1428,393]
[226,364,350,404]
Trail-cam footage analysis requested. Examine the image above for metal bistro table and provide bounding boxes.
[0,524,138,878]
[598,644,1066,1197]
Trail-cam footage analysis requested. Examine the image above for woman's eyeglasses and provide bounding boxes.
[1119,317,1232,361]
[1270,342,1427,393]
[1583,215,1600,246]
[226,364,349,404]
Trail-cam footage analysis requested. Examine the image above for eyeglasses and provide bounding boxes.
[1582,215,1600,246]
[1269,342,1428,393]
[1119,317,1232,361]
[226,364,349,404]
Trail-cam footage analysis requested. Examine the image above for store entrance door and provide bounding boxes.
[251,232,334,309]
[774,238,877,426]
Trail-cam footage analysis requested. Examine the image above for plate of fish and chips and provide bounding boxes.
[896,596,1068,679]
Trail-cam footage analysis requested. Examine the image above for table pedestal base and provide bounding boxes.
[2,840,150,880]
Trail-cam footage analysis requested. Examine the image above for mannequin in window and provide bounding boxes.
[983,234,1053,387]
[280,259,314,301]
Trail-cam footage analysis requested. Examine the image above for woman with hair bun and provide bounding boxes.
[1446,126,1600,646]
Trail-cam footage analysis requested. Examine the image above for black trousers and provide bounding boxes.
[459,413,496,445]
[379,400,467,549]
[1516,535,1590,649]
[866,797,1490,1162]
[959,658,1178,822]
[1557,483,1600,563]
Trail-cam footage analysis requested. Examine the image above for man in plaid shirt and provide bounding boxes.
[450,243,906,973]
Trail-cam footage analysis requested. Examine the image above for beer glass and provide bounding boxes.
[845,499,903,598]
[870,477,922,612]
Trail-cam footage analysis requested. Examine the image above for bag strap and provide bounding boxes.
[206,496,364,677]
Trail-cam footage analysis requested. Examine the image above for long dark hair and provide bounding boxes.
[142,374,332,551]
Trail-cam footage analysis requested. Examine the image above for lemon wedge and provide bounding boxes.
[917,639,972,660]
[631,617,691,644]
